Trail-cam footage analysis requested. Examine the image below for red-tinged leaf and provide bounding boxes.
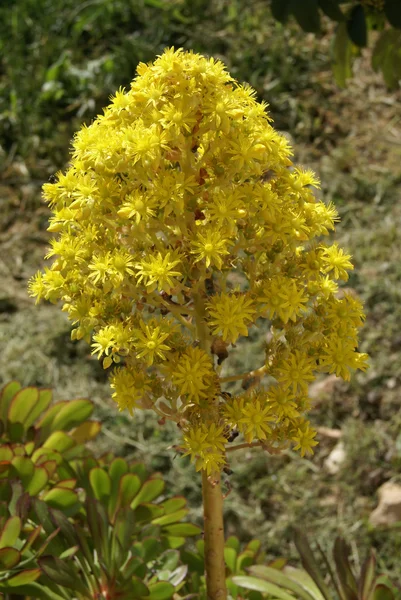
[0,462,10,477]
[373,584,397,600]
[163,523,201,536]
[4,568,41,586]
[0,546,21,569]
[50,399,94,432]
[293,529,332,600]
[333,537,358,599]
[359,550,376,600]
[39,460,58,478]
[0,516,21,549]
[8,387,39,427]
[24,389,53,429]
[89,467,111,503]
[0,382,21,423]
[130,477,165,509]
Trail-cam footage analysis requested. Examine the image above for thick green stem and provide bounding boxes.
[201,470,227,600]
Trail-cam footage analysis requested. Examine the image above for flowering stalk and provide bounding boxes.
[202,470,226,600]
[29,48,368,600]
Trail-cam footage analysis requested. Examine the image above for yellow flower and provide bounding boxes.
[291,421,318,457]
[172,347,214,401]
[207,293,256,343]
[134,321,171,365]
[239,398,275,443]
[135,251,182,293]
[277,351,316,395]
[190,229,231,269]
[322,244,354,281]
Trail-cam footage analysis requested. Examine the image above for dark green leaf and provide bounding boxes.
[385,0,401,28]
[290,0,321,32]
[347,4,367,47]
[293,529,332,600]
[333,22,353,87]
[39,556,88,595]
[131,575,149,597]
[333,537,358,600]
[180,549,204,574]
[359,551,376,600]
[271,0,292,23]
[318,0,344,21]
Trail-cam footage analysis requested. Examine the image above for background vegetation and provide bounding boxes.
[1,0,401,586]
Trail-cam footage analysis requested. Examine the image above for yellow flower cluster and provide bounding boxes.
[29,48,368,474]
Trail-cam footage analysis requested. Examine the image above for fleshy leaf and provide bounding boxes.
[0,547,21,569]
[4,568,41,586]
[50,399,93,432]
[70,420,101,444]
[130,477,165,509]
[24,389,53,429]
[147,581,175,600]
[0,382,22,423]
[163,523,201,536]
[249,565,317,600]
[89,467,111,503]
[233,575,296,600]
[0,516,21,549]
[152,508,188,526]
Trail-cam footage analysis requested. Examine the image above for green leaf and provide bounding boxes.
[152,508,188,526]
[142,537,161,562]
[0,447,13,462]
[32,447,62,466]
[163,523,201,536]
[245,539,261,555]
[333,538,358,599]
[36,402,68,432]
[8,387,39,427]
[131,575,149,597]
[0,382,21,423]
[318,0,344,21]
[0,581,66,600]
[39,556,88,594]
[359,551,376,600]
[165,536,186,549]
[0,546,21,569]
[0,516,21,549]
[385,0,401,28]
[180,549,204,574]
[290,0,321,32]
[168,564,187,587]
[282,566,326,600]
[293,529,332,600]
[43,431,75,454]
[271,0,292,23]
[129,462,147,482]
[347,4,367,47]
[233,575,296,600]
[249,565,317,600]
[50,399,94,432]
[70,420,101,444]
[372,29,401,89]
[332,22,353,87]
[161,497,187,515]
[147,581,175,600]
[8,422,25,443]
[11,456,34,487]
[89,467,111,503]
[43,488,80,516]
[119,473,141,508]
[24,389,53,429]
[236,552,255,573]
[225,536,241,553]
[224,546,237,573]
[373,584,397,600]
[4,568,41,586]
[158,549,180,572]
[130,477,165,509]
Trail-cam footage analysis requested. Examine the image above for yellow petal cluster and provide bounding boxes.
[29,48,368,473]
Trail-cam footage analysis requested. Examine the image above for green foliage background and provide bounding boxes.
[1,0,401,586]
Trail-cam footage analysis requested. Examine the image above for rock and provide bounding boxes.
[324,441,346,475]
[369,482,401,527]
